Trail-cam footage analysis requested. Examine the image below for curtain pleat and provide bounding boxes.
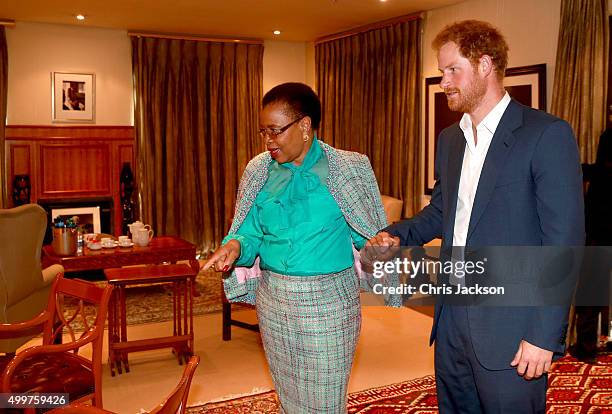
[132,37,263,252]
[315,19,422,217]
[0,27,8,208]
[551,0,609,163]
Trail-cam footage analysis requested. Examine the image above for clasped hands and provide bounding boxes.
[361,231,401,269]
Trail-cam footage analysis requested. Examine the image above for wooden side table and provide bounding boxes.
[104,264,197,376]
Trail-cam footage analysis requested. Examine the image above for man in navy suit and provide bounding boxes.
[367,20,584,413]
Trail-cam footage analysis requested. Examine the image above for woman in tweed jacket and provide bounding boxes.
[203,83,396,413]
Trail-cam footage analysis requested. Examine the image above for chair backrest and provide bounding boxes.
[45,277,113,346]
[45,276,113,406]
[0,204,47,312]
[46,355,200,414]
[1,276,112,408]
[149,355,200,414]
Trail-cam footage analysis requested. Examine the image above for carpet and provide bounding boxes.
[187,353,612,413]
[65,270,222,327]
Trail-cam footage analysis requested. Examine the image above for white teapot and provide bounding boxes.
[128,221,152,237]
[133,227,154,247]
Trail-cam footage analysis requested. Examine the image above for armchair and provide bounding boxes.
[381,195,403,224]
[0,204,63,353]
[0,276,113,411]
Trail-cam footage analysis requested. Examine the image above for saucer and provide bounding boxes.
[88,243,102,250]
[118,242,134,248]
[102,242,118,249]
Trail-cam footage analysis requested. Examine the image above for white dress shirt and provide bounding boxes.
[452,92,511,247]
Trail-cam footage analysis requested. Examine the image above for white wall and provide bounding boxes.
[6,22,313,125]
[263,40,310,94]
[305,42,316,91]
[6,22,133,125]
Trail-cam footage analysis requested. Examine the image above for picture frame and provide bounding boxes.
[51,72,95,123]
[424,64,546,194]
[51,206,101,234]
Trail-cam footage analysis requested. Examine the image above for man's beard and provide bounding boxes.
[445,77,487,113]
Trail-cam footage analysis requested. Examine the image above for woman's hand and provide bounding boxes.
[201,239,241,272]
[361,231,400,264]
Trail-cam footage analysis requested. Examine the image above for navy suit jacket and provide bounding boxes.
[386,99,585,370]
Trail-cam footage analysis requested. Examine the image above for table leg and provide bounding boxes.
[108,288,117,377]
[173,282,178,337]
[176,282,183,365]
[176,283,182,337]
[182,279,189,365]
[189,276,194,356]
[120,286,129,373]
[222,294,231,341]
[183,279,188,340]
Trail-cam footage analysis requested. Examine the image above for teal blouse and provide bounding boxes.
[223,138,366,276]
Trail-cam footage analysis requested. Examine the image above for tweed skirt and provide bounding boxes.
[256,267,362,414]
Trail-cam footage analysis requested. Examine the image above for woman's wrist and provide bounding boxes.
[225,238,241,256]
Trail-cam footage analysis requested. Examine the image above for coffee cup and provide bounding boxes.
[101,237,113,247]
[84,233,97,243]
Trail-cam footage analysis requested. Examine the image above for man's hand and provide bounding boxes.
[201,239,241,272]
[361,231,401,267]
[510,340,553,380]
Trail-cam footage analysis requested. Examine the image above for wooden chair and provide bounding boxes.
[0,276,113,412]
[48,355,200,414]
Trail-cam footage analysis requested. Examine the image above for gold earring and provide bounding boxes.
[303,134,309,142]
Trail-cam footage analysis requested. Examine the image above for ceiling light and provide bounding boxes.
[75,14,86,21]
[273,30,281,35]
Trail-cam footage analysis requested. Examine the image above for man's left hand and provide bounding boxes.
[510,340,553,380]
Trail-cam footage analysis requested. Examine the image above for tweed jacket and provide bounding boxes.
[222,141,401,307]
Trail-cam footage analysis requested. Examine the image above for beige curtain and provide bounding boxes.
[315,18,422,217]
[132,37,263,252]
[0,27,8,208]
[551,0,609,163]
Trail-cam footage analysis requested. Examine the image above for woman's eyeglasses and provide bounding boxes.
[259,117,303,138]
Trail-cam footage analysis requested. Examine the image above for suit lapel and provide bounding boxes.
[466,100,522,243]
[444,130,466,244]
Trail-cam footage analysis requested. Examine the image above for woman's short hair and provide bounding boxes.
[432,20,509,80]
[262,82,321,130]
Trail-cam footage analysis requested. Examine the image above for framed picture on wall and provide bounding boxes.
[51,72,95,123]
[424,64,546,195]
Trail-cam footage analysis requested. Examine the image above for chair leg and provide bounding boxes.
[222,300,232,341]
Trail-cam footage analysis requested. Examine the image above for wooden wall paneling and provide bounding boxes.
[9,143,31,175]
[6,141,33,205]
[39,142,112,197]
[5,126,134,235]
[6,125,134,141]
[32,142,41,202]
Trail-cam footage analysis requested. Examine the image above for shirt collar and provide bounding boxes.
[459,92,511,137]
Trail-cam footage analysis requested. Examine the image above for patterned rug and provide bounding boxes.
[548,352,612,414]
[65,270,222,327]
[187,353,612,413]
